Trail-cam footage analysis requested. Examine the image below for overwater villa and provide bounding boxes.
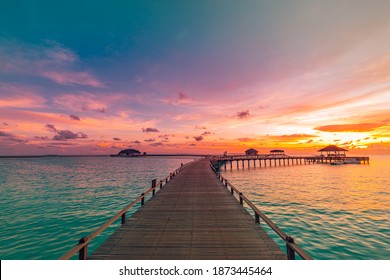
[268,149,286,157]
[245,148,258,156]
[318,145,348,157]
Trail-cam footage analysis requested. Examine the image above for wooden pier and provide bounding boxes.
[60,159,311,260]
[212,155,369,170]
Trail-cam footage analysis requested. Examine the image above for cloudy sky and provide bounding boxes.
[1,0,389,155]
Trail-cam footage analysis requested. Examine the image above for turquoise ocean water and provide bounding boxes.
[0,156,195,259]
[0,155,389,260]
[221,155,390,260]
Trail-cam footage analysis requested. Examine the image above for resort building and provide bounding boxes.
[318,145,348,157]
[245,148,258,156]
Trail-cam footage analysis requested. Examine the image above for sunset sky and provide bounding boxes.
[1,0,389,155]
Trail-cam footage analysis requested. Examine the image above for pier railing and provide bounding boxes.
[210,164,312,260]
[59,161,193,260]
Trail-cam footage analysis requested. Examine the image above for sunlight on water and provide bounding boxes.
[0,156,194,260]
[221,156,390,259]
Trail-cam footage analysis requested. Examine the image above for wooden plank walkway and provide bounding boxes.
[89,159,285,260]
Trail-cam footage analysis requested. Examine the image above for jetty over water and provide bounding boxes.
[61,159,311,260]
[212,154,369,170]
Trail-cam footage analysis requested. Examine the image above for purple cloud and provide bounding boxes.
[9,138,27,143]
[201,131,211,136]
[150,142,163,147]
[195,125,207,129]
[133,140,141,144]
[96,108,106,113]
[194,135,203,141]
[0,131,27,143]
[236,110,251,119]
[35,136,49,140]
[53,130,79,141]
[45,124,88,141]
[113,137,121,141]
[142,127,159,133]
[69,114,81,121]
[0,131,12,137]
[45,124,57,133]
[144,138,156,142]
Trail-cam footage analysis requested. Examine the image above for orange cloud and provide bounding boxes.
[264,134,318,141]
[314,123,386,132]
[237,137,257,142]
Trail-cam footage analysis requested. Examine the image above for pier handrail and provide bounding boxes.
[59,161,194,260]
[210,163,312,260]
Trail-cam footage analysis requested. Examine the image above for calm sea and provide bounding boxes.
[0,156,195,260]
[220,155,390,260]
[0,155,389,260]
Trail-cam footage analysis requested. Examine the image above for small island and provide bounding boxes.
[110,148,145,157]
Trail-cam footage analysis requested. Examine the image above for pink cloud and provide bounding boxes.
[42,71,104,87]
[0,83,46,108]
[0,40,103,88]
[44,40,78,63]
[164,92,194,105]
[53,93,107,113]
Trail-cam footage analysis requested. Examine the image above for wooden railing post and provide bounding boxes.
[286,236,296,260]
[160,180,163,189]
[230,187,234,195]
[152,179,156,196]
[78,237,88,260]
[225,181,228,188]
[141,193,145,205]
[255,212,260,224]
[239,192,243,205]
[121,212,126,224]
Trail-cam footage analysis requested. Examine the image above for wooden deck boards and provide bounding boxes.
[89,159,285,260]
